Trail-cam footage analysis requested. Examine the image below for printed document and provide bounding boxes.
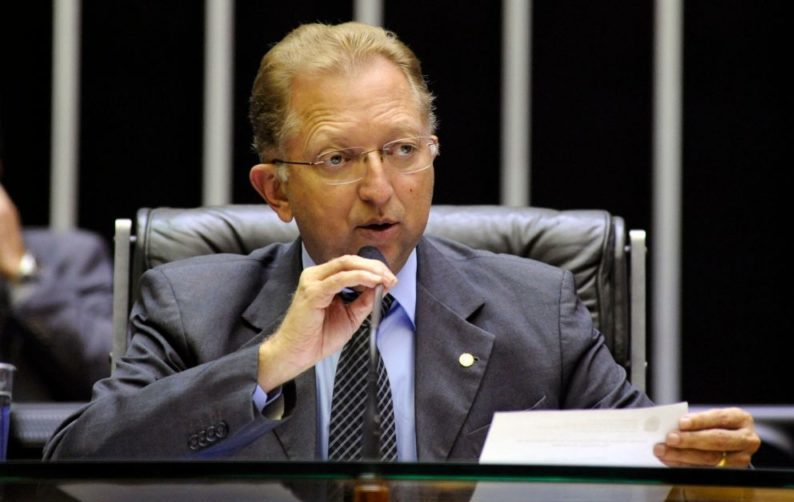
[479,402,688,467]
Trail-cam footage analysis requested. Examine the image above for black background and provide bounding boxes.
[1,1,791,405]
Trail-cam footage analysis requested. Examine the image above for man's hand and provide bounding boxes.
[256,254,397,392]
[0,184,26,280]
[654,407,761,467]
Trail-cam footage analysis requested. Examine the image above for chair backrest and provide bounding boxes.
[113,204,646,390]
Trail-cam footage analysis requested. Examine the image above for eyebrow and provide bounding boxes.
[319,128,426,147]
[300,119,428,157]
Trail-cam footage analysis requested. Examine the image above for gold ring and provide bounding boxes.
[716,451,728,468]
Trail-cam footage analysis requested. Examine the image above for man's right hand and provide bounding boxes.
[0,184,26,281]
[256,254,397,392]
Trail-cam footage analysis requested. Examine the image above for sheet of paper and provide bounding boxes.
[479,402,688,467]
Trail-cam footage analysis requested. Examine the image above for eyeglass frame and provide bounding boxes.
[270,135,439,185]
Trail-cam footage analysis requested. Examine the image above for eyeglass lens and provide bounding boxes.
[317,137,438,185]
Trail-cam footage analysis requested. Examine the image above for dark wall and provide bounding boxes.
[0,1,790,405]
[681,1,792,403]
[0,2,53,225]
[78,0,205,233]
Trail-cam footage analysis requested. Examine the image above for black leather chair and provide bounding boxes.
[6,204,646,459]
[111,204,648,389]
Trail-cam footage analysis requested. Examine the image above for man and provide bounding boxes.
[44,22,759,467]
[1,142,112,402]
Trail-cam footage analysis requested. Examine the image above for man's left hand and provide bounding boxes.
[654,407,761,467]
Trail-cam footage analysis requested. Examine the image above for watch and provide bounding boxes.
[17,251,39,282]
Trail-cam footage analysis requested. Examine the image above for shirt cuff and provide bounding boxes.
[252,385,283,416]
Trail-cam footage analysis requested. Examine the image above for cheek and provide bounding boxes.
[401,177,434,225]
[406,171,433,196]
[419,175,434,202]
[285,182,327,225]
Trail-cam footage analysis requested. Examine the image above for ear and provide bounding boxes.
[250,164,293,222]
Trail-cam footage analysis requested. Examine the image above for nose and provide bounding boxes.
[357,150,394,205]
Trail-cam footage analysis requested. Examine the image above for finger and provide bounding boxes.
[296,269,393,311]
[654,444,753,468]
[665,427,760,454]
[297,255,397,309]
[311,254,397,286]
[331,287,377,321]
[679,407,754,432]
[654,443,722,466]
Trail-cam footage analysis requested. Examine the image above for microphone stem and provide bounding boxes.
[362,284,384,461]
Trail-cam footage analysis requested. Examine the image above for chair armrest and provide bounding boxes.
[629,229,647,392]
[111,219,133,373]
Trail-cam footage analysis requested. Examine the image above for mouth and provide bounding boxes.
[356,220,400,244]
[359,219,397,232]
[361,222,395,231]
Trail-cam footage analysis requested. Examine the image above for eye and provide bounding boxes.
[319,150,352,169]
[327,153,345,166]
[387,140,419,158]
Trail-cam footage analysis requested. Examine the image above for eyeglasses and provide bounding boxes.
[271,136,439,186]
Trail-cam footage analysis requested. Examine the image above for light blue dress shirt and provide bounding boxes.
[255,247,418,461]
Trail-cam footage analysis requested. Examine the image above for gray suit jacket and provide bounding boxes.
[0,229,113,401]
[44,236,650,460]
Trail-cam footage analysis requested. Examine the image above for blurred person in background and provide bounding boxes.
[0,114,113,402]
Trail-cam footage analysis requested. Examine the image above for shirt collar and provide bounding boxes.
[300,245,417,327]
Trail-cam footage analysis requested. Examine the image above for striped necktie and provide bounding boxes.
[328,294,397,461]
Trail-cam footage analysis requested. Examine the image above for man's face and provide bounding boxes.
[252,56,435,273]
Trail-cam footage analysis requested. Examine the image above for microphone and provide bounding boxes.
[357,245,387,461]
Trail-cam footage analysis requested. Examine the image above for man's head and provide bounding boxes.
[248,22,439,273]
[249,22,436,163]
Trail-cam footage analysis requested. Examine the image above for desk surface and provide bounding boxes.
[3,462,794,501]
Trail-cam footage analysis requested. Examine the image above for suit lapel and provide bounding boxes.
[241,240,303,337]
[240,241,318,460]
[414,238,496,461]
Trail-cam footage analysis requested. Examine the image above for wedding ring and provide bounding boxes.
[716,451,728,467]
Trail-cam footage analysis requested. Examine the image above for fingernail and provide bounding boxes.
[667,432,681,446]
[680,416,692,429]
[653,444,666,457]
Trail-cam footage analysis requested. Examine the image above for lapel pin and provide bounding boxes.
[459,353,477,368]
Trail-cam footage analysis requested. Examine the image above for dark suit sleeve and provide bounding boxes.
[557,270,653,409]
[9,230,113,398]
[43,267,289,460]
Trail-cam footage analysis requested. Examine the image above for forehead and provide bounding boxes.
[286,57,427,149]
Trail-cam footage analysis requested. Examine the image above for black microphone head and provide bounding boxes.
[357,245,387,265]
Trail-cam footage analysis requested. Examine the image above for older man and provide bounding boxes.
[44,22,759,467]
